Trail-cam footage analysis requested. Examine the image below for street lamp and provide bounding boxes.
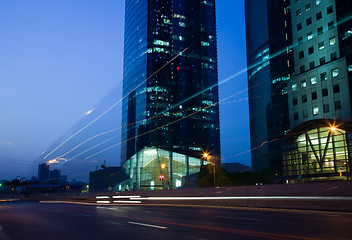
[160,163,170,189]
[203,152,216,187]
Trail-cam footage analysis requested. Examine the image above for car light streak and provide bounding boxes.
[113,201,142,204]
[96,196,110,199]
[128,221,168,229]
[112,195,141,199]
[43,45,192,161]
[129,196,352,201]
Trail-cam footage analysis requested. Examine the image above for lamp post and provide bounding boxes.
[160,163,171,189]
[203,153,216,187]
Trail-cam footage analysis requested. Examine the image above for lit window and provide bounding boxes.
[342,29,352,40]
[318,41,325,50]
[201,41,210,47]
[154,40,170,46]
[179,22,186,27]
[329,37,336,45]
[311,76,317,85]
[305,3,311,11]
[201,1,214,7]
[296,9,302,16]
[173,14,185,19]
[348,65,352,72]
[292,83,297,91]
[321,72,327,81]
[307,32,313,40]
[282,87,288,95]
[313,107,319,115]
[316,0,322,6]
[332,68,339,77]
[301,80,307,88]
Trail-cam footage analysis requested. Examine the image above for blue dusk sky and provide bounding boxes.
[0,0,249,180]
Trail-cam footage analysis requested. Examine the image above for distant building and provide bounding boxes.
[120,0,221,190]
[245,0,352,182]
[49,169,67,184]
[221,163,252,173]
[89,167,129,193]
[38,163,49,183]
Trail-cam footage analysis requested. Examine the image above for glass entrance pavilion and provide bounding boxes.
[120,147,206,190]
[283,120,352,182]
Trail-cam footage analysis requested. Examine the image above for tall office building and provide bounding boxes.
[245,0,293,172]
[245,0,352,182]
[120,0,220,190]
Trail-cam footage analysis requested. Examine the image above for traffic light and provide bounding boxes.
[159,175,165,181]
[0,183,2,187]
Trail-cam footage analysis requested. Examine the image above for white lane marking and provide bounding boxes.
[104,220,124,226]
[80,213,92,217]
[96,201,110,204]
[128,221,168,229]
[215,216,262,222]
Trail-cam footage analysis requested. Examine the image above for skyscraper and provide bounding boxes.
[120,0,220,190]
[245,0,352,182]
[245,0,293,172]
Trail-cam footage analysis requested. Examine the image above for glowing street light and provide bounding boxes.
[203,152,216,188]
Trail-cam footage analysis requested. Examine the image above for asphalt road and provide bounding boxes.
[0,201,351,240]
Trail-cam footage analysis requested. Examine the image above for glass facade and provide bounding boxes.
[121,147,206,190]
[121,0,220,189]
[283,122,352,182]
[245,0,292,172]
